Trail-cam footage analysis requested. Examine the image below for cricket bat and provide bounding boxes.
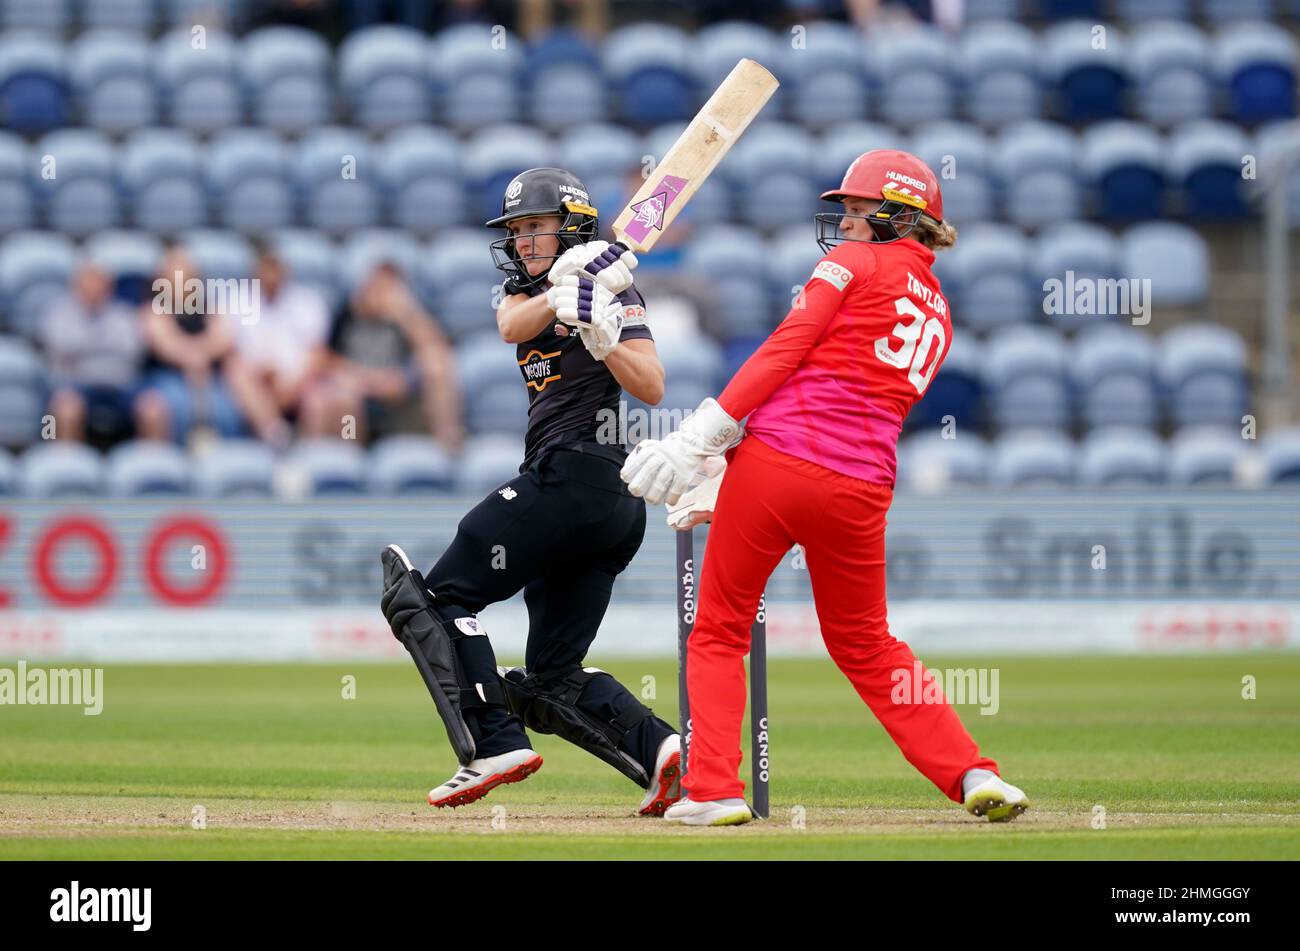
[611,58,778,253]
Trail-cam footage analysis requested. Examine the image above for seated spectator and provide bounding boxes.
[225,242,331,449]
[139,247,248,448]
[306,261,463,449]
[42,263,151,449]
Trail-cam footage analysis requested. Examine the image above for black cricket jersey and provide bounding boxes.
[504,278,653,472]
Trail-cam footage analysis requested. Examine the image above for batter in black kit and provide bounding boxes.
[380,167,683,816]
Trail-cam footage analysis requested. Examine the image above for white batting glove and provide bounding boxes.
[665,456,727,530]
[546,274,615,327]
[576,296,624,361]
[620,398,743,505]
[549,240,638,294]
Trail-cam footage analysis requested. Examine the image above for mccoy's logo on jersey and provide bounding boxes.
[811,260,854,292]
[519,348,562,392]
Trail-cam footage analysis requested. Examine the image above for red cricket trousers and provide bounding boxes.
[683,433,999,803]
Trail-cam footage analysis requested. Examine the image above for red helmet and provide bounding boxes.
[820,149,944,222]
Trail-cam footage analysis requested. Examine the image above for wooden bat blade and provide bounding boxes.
[612,58,778,253]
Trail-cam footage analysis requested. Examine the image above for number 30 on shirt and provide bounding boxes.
[874,295,947,395]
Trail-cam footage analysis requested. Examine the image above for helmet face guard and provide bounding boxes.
[815,199,924,253]
[816,149,942,255]
[489,203,598,292]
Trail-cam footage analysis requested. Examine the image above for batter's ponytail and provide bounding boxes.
[915,215,957,251]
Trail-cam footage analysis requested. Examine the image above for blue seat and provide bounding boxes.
[958,22,1041,127]
[1121,222,1209,308]
[984,326,1072,429]
[990,430,1077,488]
[1204,0,1277,23]
[1260,426,1300,484]
[603,25,695,125]
[765,228,824,319]
[1082,121,1166,219]
[369,435,454,494]
[423,229,503,339]
[378,125,464,235]
[526,28,600,73]
[1115,0,1192,17]
[338,26,430,132]
[813,122,905,195]
[337,228,420,294]
[1033,222,1124,329]
[1168,120,1251,219]
[965,0,1025,18]
[433,24,525,131]
[644,121,731,224]
[457,434,522,492]
[155,28,241,133]
[207,128,294,234]
[241,27,332,135]
[868,26,953,128]
[557,122,640,184]
[690,21,779,90]
[107,440,192,495]
[286,438,367,495]
[84,229,163,282]
[178,229,254,281]
[683,226,771,337]
[0,230,77,339]
[71,30,157,133]
[910,121,994,223]
[726,122,817,229]
[1214,22,1297,123]
[1131,21,1211,127]
[771,21,863,91]
[32,129,120,238]
[0,131,33,232]
[1157,323,1249,428]
[1042,21,1129,122]
[910,332,984,431]
[194,439,277,496]
[654,331,723,392]
[456,331,524,396]
[993,121,1081,228]
[2,0,69,30]
[18,443,104,495]
[295,127,380,235]
[1167,426,1245,485]
[0,335,42,447]
[121,128,208,235]
[529,64,605,131]
[1072,324,1159,429]
[789,69,869,130]
[899,430,991,490]
[940,224,1033,331]
[267,228,339,311]
[0,33,69,134]
[467,381,530,436]
[1078,427,1165,486]
[84,0,156,30]
[1255,120,1300,225]
[462,124,554,224]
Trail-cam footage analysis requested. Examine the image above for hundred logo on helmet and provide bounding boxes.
[487,167,600,293]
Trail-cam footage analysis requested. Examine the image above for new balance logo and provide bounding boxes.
[499,487,518,500]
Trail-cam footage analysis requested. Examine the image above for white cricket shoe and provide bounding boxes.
[963,775,1030,822]
[637,735,683,817]
[663,797,753,826]
[427,748,543,809]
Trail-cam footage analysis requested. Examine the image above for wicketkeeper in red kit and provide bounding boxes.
[620,149,1031,826]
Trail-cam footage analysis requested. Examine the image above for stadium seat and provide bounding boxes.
[0,32,69,133]
[726,122,818,229]
[462,124,554,225]
[1121,221,1209,308]
[193,439,277,496]
[0,230,77,339]
[1072,324,1159,429]
[868,26,953,128]
[338,25,430,132]
[1260,426,1300,483]
[1081,121,1167,220]
[1168,120,1252,219]
[377,125,464,235]
[457,434,523,492]
[993,121,1082,229]
[899,430,991,491]
[337,228,420,293]
[939,223,1033,331]
[683,225,771,338]
[556,122,640,184]
[984,326,1072,430]
[643,121,732,225]
[529,63,606,131]
[84,229,163,288]
[1167,426,1246,485]
[2,0,67,31]
[457,331,524,399]
[17,443,105,496]
[1157,323,1249,428]
[423,229,505,339]
[1130,21,1211,127]
[120,128,208,235]
[1079,427,1166,485]
[32,129,120,238]
[1042,21,1129,122]
[603,24,696,125]
[285,438,368,495]
[369,435,454,494]
[1255,120,1300,224]
[0,131,32,233]
[957,22,1041,127]
[155,28,242,134]
[813,122,905,195]
[178,229,254,281]
[910,121,994,223]
[1115,0,1192,18]
[654,330,724,392]
[526,28,600,73]
[267,228,339,311]
[0,334,42,447]
[990,430,1077,487]
[773,22,866,129]
[466,381,531,436]
[107,440,192,495]
[432,24,525,131]
[241,27,332,135]
[207,128,295,234]
[1214,22,1298,123]
[965,0,1026,19]
[765,227,824,321]
[910,332,984,431]
[295,127,381,235]
[1203,0,1278,23]
[83,0,156,31]
[71,30,157,134]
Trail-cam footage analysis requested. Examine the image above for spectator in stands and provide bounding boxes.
[139,247,248,448]
[42,262,151,449]
[306,260,463,450]
[225,242,331,449]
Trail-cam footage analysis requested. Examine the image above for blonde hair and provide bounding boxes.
[914,214,957,250]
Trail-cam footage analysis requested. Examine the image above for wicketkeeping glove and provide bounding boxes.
[665,456,727,530]
[620,397,743,505]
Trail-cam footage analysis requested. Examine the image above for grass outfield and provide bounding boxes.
[2,655,1298,860]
